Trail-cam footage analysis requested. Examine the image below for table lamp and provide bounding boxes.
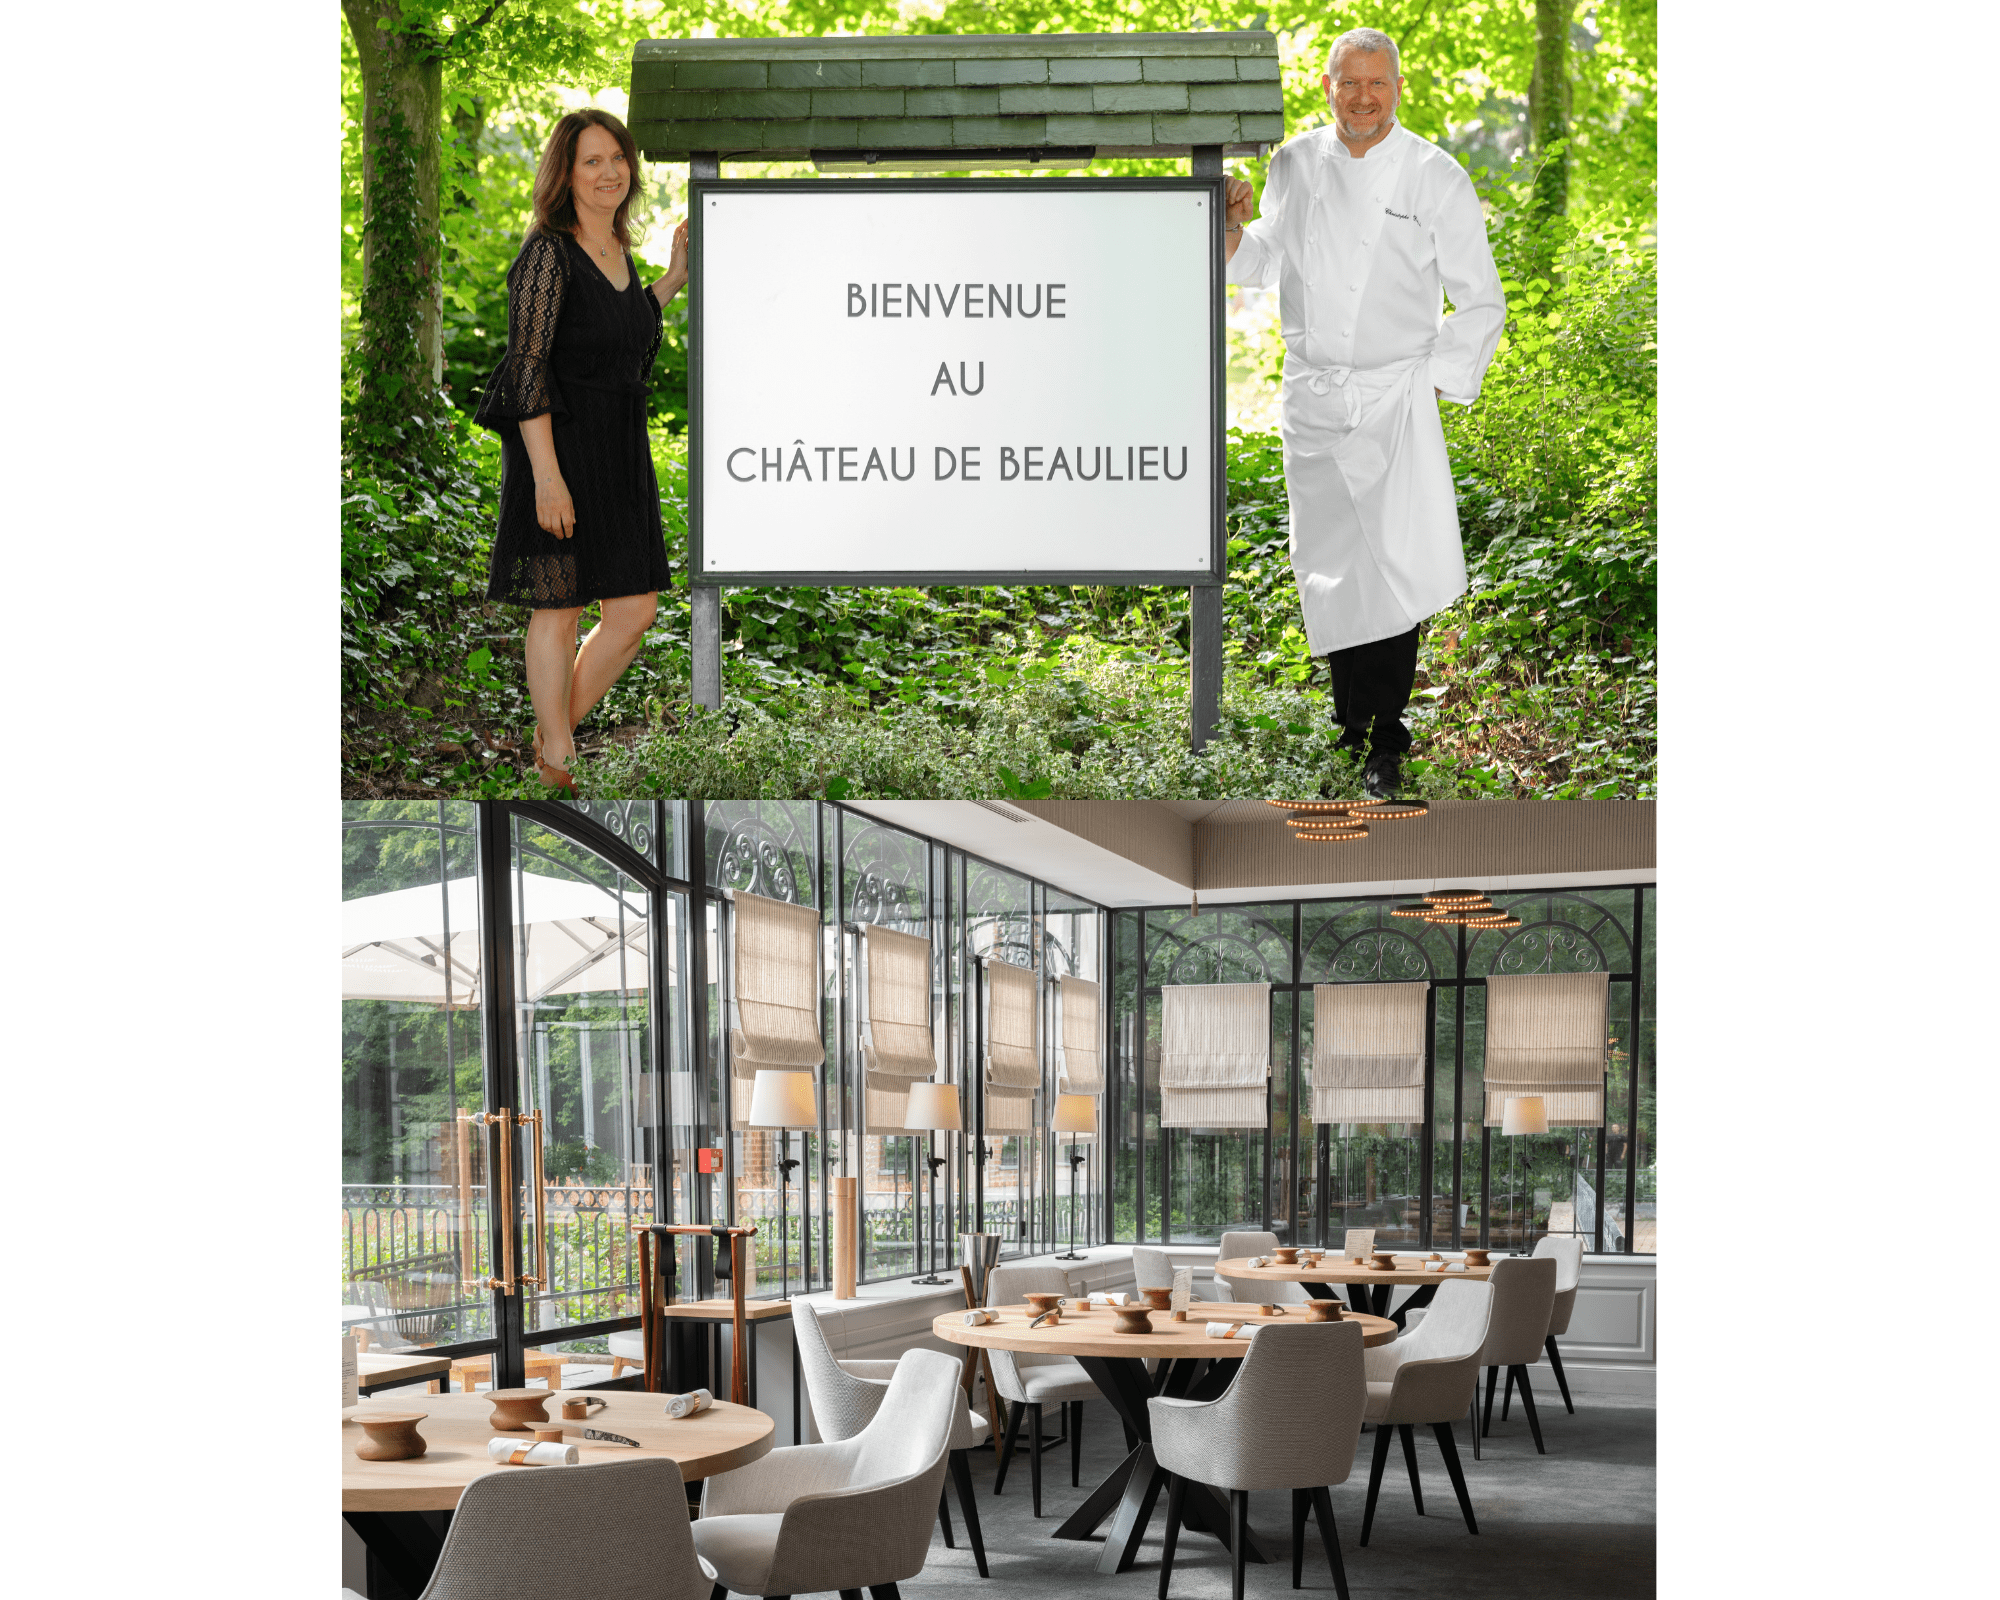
[904,1081,961,1285]
[1051,1092,1096,1261]
[748,1068,818,1299]
[1501,1096,1549,1136]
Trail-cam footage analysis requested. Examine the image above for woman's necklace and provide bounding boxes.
[577,227,617,258]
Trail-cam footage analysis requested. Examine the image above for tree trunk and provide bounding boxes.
[1528,0,1574,218]
[344,0,444,390]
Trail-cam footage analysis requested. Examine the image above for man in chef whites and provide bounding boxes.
[1225,26,1505,798]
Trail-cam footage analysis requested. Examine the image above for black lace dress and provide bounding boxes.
[475,230,671,608]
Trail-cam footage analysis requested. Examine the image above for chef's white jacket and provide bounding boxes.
[1227,121,1506,655]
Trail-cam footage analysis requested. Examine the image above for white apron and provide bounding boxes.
[1278,351,1467,657]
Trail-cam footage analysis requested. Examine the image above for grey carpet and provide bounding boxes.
[907,1397,1654,1600]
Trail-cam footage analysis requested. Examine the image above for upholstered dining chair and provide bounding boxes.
[414,1456,713,1600]
[1476,1256,1559,1454]
[790,1299,993,1578]
[1149,1320,1368,1600]
[1356,1278,1493,1543]
[1528,1234,1586,1413]
[1132,1247,1217,1302]
[695,1347,963,1600]
[1216,1231,1310,1305]
[984,1261,1102,1512]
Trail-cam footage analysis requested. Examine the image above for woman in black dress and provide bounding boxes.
[475,108,689,789]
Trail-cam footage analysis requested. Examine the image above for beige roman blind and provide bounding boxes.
[984,956,1038,1134]
[1160,983,1270,1129]
[1312,981,1429,1125]
[1483,971,1609,1127]
[1056,975,1103,1096]
[728,891,825,1131]
[861,923,936,1136]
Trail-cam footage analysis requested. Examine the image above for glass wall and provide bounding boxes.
[509,815,668,1362]
[341,802,490,1352]
[1109,885,1654,1255]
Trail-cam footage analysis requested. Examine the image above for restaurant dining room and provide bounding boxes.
[340,797,1656,1600]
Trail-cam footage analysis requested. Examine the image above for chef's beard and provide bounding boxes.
[1336,110,1395,142]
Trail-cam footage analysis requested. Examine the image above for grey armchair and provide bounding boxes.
[1149,1321,1368,1600]
[791,1299,993,1578]
[1476,1255,1559,1454]
[1217,1232,1308,1305]
[696,1347,963,1600]
[1529,1234,1585,1413]
[1132,1247,1216,1303]
[984,1262,1101,1512]
[1357,1278,1492,1542]
[413,1456,713,1600]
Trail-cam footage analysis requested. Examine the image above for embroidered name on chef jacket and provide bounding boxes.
[1384,207,1419,222]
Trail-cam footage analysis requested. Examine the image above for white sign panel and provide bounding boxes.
[694,181,1219,582]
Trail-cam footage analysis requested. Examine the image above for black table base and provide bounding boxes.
[346,1510,451,1600]
[1049,1355,1268,1575]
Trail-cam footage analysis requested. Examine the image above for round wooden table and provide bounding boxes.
[342,1389,774,1595]
[1215,1254,1498,1324]
[935,1302,1395,1576]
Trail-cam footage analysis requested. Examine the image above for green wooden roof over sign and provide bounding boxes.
[628,31,1285,164]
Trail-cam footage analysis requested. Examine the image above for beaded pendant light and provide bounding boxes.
[1264,796,1429,844]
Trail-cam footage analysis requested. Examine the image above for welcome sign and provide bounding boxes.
[691,179,1223,584]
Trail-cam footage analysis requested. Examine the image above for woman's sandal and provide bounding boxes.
[532,726,576,793]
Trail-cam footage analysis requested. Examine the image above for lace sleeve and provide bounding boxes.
[475,231,570,431]
[640,258,666,380]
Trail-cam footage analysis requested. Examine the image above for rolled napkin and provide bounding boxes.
[962,1308,997,1326]
[665,1388,713,1419]
[488,1436,578,1466]
[1205,1321,1256,1340]
[1086,1292,1130,1307]
[1246,1255,1269,1268]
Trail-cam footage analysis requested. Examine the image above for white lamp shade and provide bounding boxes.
[1051,1092,1097,1135]
[747,1068,819,1129]
[904,1081,962,1132]
[1500,1095,1549,1136]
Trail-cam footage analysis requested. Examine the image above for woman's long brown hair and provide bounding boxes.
[530,108,645,247]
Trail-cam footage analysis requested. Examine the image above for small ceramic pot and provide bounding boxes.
[1141,1287,1174,1312]
[488,1388,555,1432]
[1304,1300,1344,1322]
[1024,1292,1063,1315]
[354,1411,428,1462]
[1111,1305,1154,1335]
[1273,1247,1300,1264]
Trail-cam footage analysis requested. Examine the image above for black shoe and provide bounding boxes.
[1363,750,1403,799]
[1333,726,1369,757]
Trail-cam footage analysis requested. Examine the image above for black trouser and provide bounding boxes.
[1326,625,1420,756]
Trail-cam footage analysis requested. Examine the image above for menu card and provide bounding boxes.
[1170,1266,1193,1319]
[1344,1227,1375,1261]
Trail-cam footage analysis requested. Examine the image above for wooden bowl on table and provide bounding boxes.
[353,1412,428,1462]
[1024,1293,1063,1316]
[1304,1300,1344,1322]
[486,1389,554,1432]
[1463,1248,1491,1266]
[1140,1287,1173,1312]
[1111,1305,1154,1335]
[1273,1247,1300,1264]
[1369,1253,1399,1271]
